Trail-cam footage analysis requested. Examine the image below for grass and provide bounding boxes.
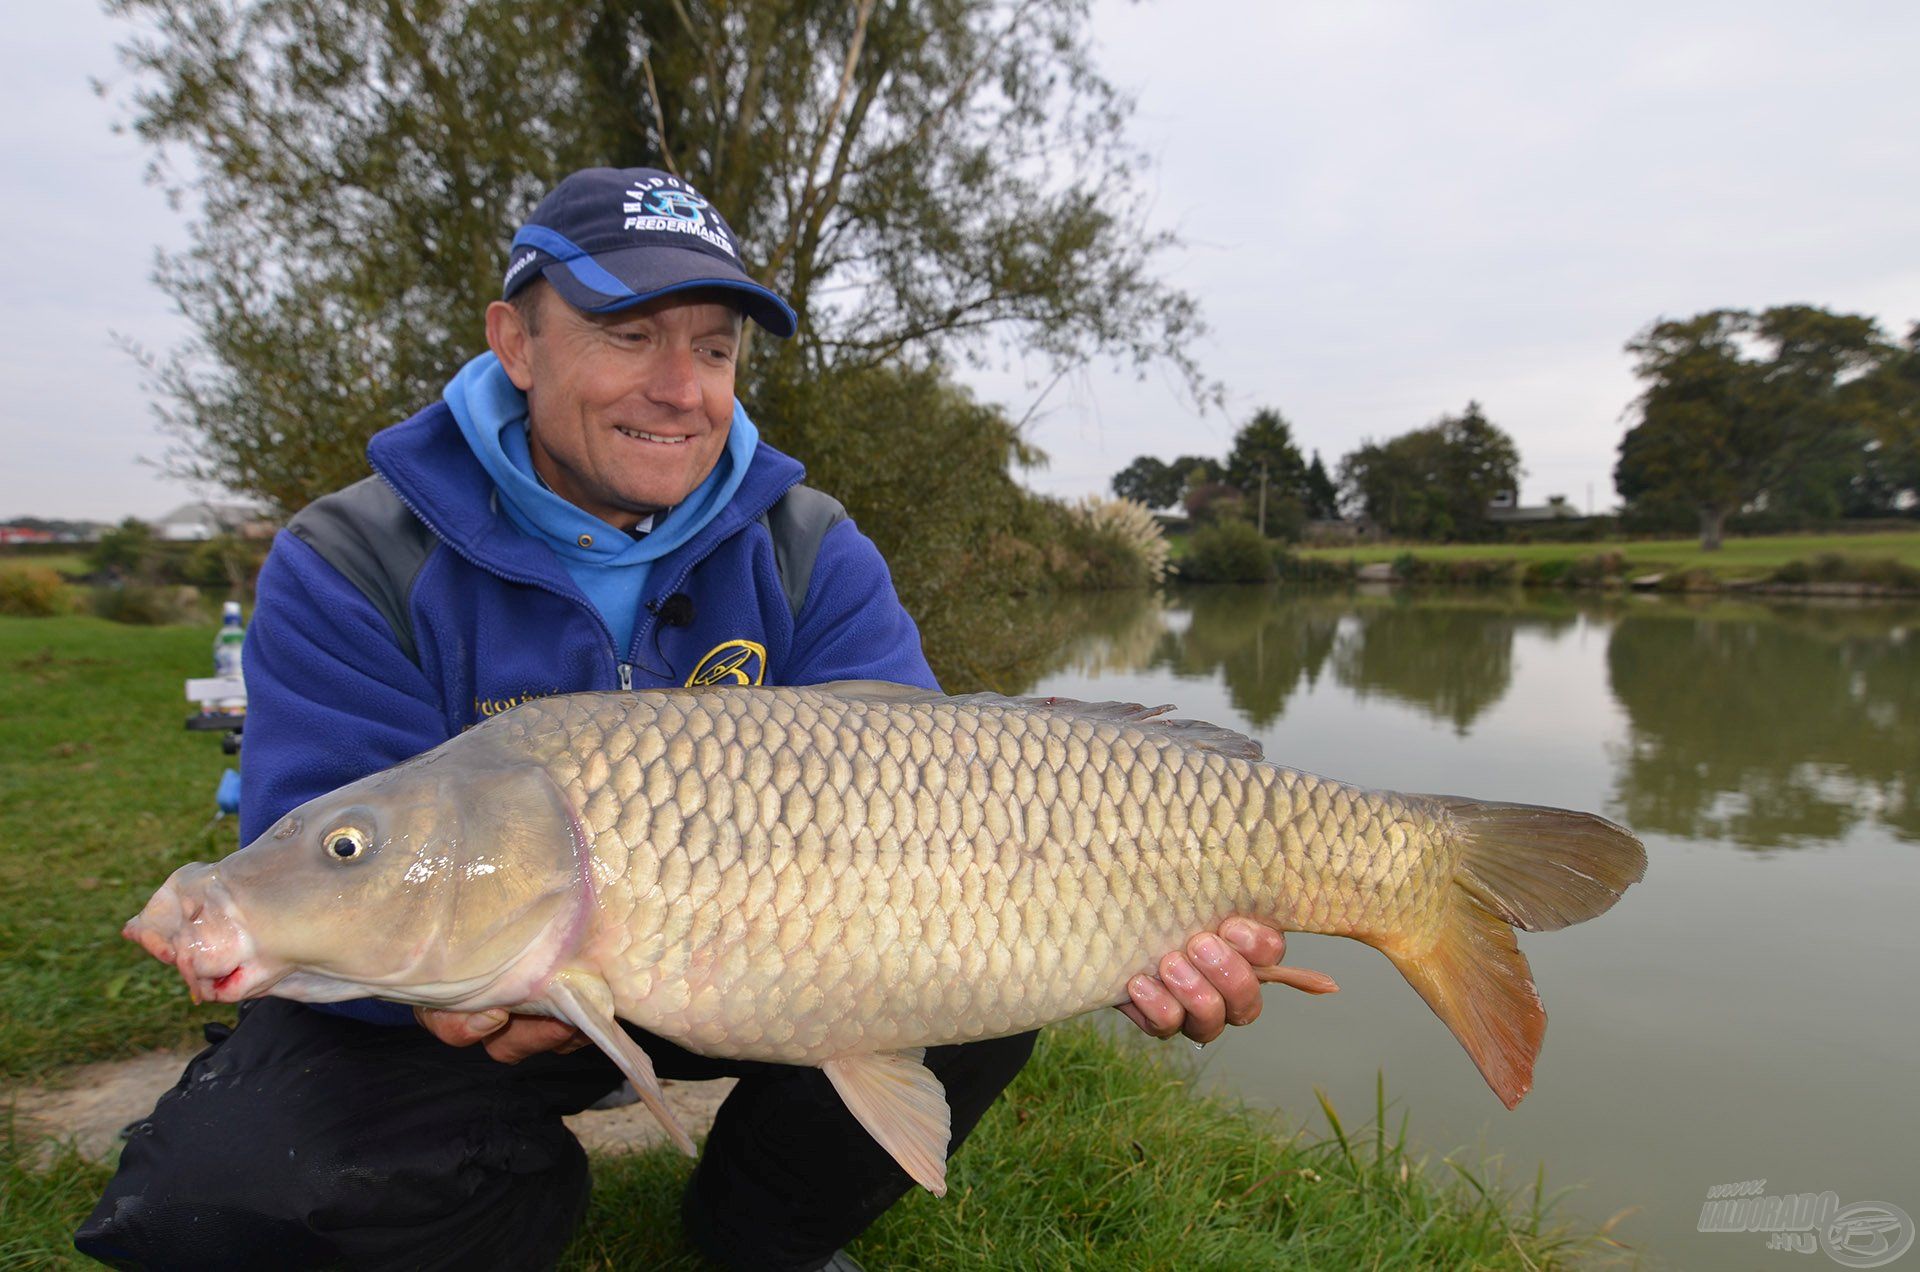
[0,614,1616,1268]
[569,1030,1609,1269]
[0,616,241,1082]
[1294,529,1920,580]
[0,553,91,579]
[5,1029,1609,1270]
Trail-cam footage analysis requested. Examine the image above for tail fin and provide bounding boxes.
[1382,800,1646,1109]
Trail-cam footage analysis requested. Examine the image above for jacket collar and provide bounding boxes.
[366,401,805,598]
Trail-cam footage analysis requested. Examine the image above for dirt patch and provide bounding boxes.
[7,1050,734,1165]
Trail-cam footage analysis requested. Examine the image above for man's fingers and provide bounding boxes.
[1219,917,1287,967]
[1122,975,1184,1039]
[416,1009,588,1063]
[1159,951,1227,1044]
[482,1017,586,1065]
[416,1007,509,1048]
[1188,933,1262,1027]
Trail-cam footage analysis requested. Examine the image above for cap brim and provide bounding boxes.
[539,244,797,339]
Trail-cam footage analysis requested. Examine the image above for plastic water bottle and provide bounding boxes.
[213,601,246,711]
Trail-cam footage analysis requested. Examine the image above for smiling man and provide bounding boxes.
[76,167,1299,1272]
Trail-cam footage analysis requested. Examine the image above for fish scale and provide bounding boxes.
[496,687,1444,1065]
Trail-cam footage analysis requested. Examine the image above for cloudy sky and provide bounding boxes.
[4,0,1915,520]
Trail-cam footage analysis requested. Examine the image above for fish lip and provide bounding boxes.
[191,958,286,1004]
[143,867,266,1003]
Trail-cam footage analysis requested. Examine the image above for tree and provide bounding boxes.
[1183,481,1246,527]
[1110,456,1182,510]
[1302,451,1338,520]
[1338,403,1521,540]
[1224,409,1308,507]
[1170,455,1225,494]
[1203,408,1316,540]
[1858,322,1920,510]
[88,518,157,581]
[1614,306,1892,549]
[111,0,1206,514]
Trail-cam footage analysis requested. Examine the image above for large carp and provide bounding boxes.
[126,683,1644,1194]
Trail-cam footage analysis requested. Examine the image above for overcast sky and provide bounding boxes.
[4,1,1915,520]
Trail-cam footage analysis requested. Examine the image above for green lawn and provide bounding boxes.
[1295,529,1920,579]
[0,554,91,579]
[0,617,240,1082]
[0,614,1617,1269]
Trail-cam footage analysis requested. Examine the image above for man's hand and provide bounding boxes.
[415,1007,592,1063]
[1119,919,1338,1044]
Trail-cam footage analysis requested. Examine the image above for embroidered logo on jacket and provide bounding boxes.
[472,689,557,719]
[686,640,766,686]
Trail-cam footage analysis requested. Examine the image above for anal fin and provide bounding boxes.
[822,1049,952,1196]
[541,971,696,1157]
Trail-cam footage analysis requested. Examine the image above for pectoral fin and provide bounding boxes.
[541,972,695,1157]
[821,1049,952,1196]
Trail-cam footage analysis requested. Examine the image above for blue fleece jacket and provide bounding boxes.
[443,352,759,651]
[239,395,936,1025]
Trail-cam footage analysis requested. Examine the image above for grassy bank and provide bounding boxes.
[0,614,1614,1267]
[1295,528,1920,580]
[5,1026,1606,1269]
[0,552,91,578]
[0,617,240,1080]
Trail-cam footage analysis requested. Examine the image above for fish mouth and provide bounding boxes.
[123,864,276,1004]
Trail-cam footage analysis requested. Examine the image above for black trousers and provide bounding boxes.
[74,1000,1035,1272]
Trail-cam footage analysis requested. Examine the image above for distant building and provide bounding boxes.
[152,501,275,541]
[0,518,106,543]
[1486,491,1578,524]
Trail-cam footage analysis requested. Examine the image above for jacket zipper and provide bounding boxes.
[624,472,807,673]
[380,467,806,693]
[375,473,632,686]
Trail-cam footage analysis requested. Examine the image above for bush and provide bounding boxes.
[87,518,158,581]
[1177,522,1276,583]
[1274,552,1353,584]
[180,535,267,594]
[89,585,204,626]
[1060,497,1169,589]
[1768,554,1920,590]
[0,567,73,617]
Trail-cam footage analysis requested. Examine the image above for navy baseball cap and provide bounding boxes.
[502,167,797,338]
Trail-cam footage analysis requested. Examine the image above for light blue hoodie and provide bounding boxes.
[443,351,758,653]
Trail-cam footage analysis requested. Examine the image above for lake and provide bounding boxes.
[1016,585,1919,1269]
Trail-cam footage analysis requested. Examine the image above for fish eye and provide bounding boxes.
[324,827,371,862]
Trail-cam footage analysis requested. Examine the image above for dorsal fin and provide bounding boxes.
[810,681,1264,761]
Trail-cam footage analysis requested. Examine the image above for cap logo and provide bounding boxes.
[621,179,737,259]
[502,249,540,289]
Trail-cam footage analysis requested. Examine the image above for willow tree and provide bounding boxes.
[108,0,1204,514]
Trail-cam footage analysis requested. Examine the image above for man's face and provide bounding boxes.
[487,286,742,529]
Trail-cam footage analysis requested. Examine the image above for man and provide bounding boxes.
[77,167,1302,1271]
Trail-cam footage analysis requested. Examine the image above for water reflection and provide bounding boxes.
[1606,600,1920,848]
[1016,586,1918,850]
[1330,598,1570,735]
[1148,587,1341,727]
